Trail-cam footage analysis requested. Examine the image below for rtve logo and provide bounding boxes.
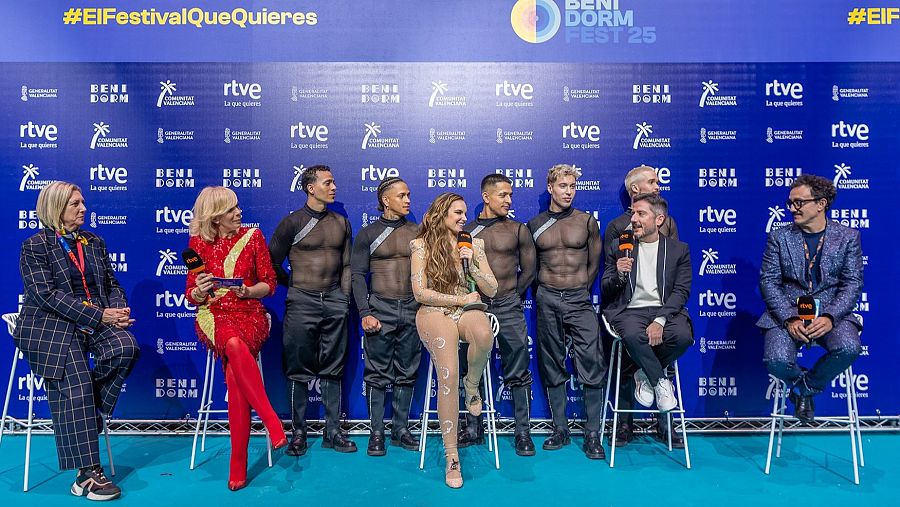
[361,165,399,181]
[495,80,533,100]
[765,80,803,99]
[698,290,737,310]
[155,290,196,310]
[831,121,869,141]
[290,122,328,141]
[155,207,193,226]
[562,122,600,141]
[223,80,261,99]
[698,206,736,225]
[19,122,58,141]
[90,164,127,183]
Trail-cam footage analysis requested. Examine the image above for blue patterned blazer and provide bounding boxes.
[14,229,128,379]
[756,221,863,331]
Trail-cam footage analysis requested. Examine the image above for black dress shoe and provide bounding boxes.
[323,431,358,453]
[654,419,684,449]
[367,431,386,456]
[582,431,606,460]
[789,391,816,423]
[542,427,571,450]
[614,423,634,448]
[285,432,308,457]
[457,427,485,448]
[514,432,536,456]
[390,429,420,451]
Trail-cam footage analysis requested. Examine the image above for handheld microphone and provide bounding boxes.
[797,295,816,348]
[618,230,635,258]
[456,231,487,311]
[182,248,215,297]
[457,231,474,286]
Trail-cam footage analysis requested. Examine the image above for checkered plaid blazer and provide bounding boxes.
[14,229,128,379]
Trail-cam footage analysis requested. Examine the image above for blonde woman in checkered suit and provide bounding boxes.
[14,181,138,501]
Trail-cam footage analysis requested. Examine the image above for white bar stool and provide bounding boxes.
[599,314,691,469]
[1,312,114,492]
[764,365,865,484]
[418,312,501,470]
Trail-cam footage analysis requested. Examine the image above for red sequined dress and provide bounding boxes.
[185,227,276,357]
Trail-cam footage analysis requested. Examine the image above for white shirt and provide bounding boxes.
[627,239,667,327]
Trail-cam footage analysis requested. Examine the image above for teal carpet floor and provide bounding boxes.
[0,432,895,506]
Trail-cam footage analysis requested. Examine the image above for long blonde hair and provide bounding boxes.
[189,186,238,242]
[416,193,465,294]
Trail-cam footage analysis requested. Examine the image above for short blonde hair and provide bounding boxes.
[547,164,579,185]
[36,181,80,231]
[189,186,238,242]
[624,165,655,197]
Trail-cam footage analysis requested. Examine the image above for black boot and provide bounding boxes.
[390,386,419,451]
[543,384,570,450]
[511,386,535,456]
[582,431,606,460]
[286,380,309,456]
[789,391,816,424]
[654,415,684,449]
[367,386,387,456]
[457,413,484,448]
[322,379,357,452]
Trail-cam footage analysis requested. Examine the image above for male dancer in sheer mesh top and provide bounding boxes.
[460,174,537,456]
[270,165,356,455]
[350,177,422,456]
[527,164,606,460]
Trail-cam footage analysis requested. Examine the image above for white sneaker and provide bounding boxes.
[633,369,655,408]
[655,378,677,412]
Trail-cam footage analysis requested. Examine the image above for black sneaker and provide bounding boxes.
[367,431,386,456]
[71,466,121,501]
[542,427,570,450]
[322,431,358,453]
[390,429,420,451]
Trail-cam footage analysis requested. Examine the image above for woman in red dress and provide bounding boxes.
[185,186,287,491]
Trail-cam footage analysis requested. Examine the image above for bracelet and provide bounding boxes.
[192,288,210,303]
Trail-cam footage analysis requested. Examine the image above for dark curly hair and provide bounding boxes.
[791,174,837,211]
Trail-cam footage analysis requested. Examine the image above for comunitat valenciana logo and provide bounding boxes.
[511,0,561,43]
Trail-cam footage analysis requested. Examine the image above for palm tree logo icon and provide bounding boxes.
[633,122,652,150]
[362,122,381,149]
[700,80,718,107]
[699,248,719,276]
[20,164,39,191]
[833,163,851,186]
[90,122,110,150]
[157,80,177,108]
[766,206,786,233]
[291,165,305,192]
[156,249,177,277]
[429,81,448,108]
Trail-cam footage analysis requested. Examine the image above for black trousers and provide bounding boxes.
[485,293,533,388]
[282,287,349,382]
[535,285,606,388]
[45,326,139,470]
[607,307,693,385]
[363,294,421,389]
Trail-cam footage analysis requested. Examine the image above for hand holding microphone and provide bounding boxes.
[617,230,635,277]
[182,248,220,303]
[793,295,816,345]
[457,231,487,312]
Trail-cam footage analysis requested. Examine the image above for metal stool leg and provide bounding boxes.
[848,366,865,467]
[844,367,860,485]
[673,360,690,469]
[609,340,622,468]
[201,354,217,452]
[775,381,787,458]
[190,350,214,469]
[1,348,18,446]
[764,378,782,475]
[102,415,115,476]
[24,369,34,492]
[483,360,499,469]
[600,340,616,447]
[257,354,273,468]
[418,359,434,470]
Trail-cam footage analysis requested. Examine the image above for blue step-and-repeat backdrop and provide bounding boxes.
[1,2,897,422]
